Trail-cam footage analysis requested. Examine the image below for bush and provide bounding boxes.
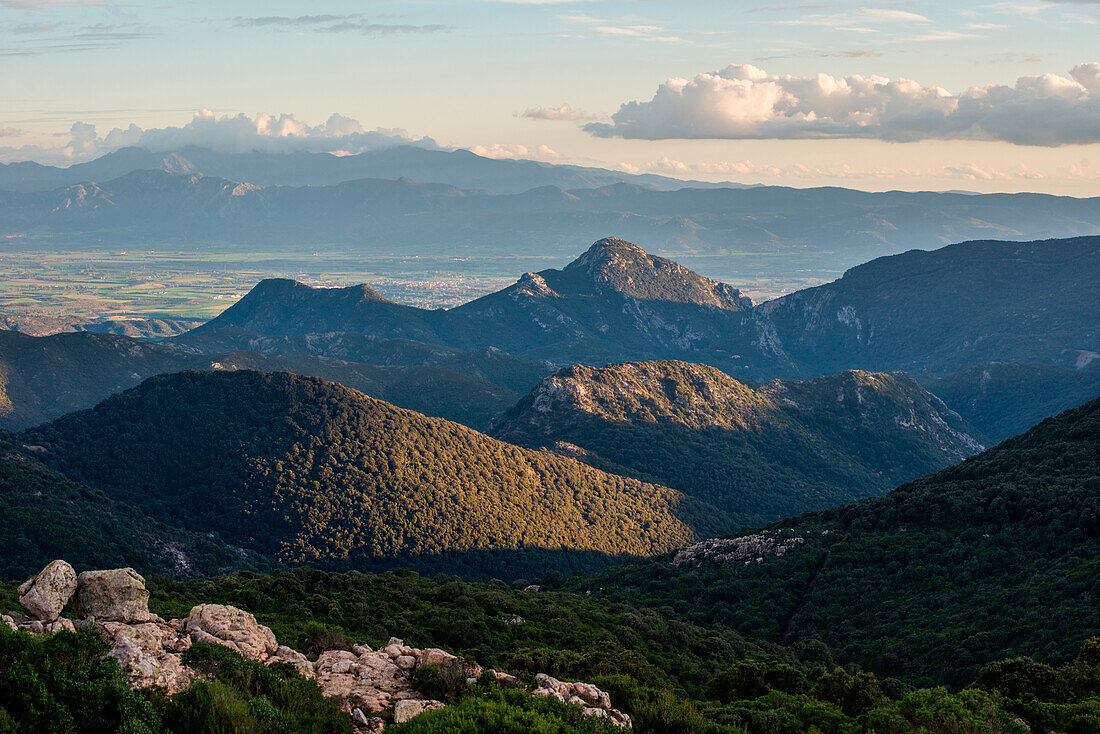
[0,626,160,734]
[972,657,1066,703]
[157,642,351,734]
[809,669,882,716]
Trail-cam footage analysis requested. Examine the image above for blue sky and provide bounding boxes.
[2,0,1099,194]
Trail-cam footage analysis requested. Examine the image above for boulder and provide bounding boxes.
[73,568,155,623]
[44,618,76,635]
[315,646,419,714]
[18,560,78,622]
[351,708,386,733]
[19,620,44,635]
[97,620,193,694]
[393,699,445,723]
[184,604,278,660]
[1,614,16,632]
[272,644,315,679]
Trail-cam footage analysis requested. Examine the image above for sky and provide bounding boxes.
[2,0,1099,195]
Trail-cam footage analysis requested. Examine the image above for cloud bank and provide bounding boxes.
[585,63,1100,146]
[1,110,437,165]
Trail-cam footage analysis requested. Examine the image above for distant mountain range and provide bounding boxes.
[0,145,740,195]
[492,361,984,527]
[2,235,1094,449]
[191,235,1100,377]
[191,238,754,364]
[1,162,1097,276]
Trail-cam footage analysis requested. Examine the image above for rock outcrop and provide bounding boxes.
[17,559,77,623]
[97,619,195,694]
[4,561,635,730]
[534,673,632,727]
[315,637,477,715]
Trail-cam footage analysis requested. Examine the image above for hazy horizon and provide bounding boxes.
[2,0,1099,196]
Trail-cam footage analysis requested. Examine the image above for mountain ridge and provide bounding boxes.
[20,370,725,575]
[188,235,1100,377]
[491,360,984,525]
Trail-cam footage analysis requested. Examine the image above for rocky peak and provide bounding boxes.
[502,360,776,434]
[563,237,753,310]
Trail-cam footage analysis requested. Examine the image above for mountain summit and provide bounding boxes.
[564,237,753,309]
[195,237,755,363]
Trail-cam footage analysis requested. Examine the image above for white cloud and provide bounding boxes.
[522,103,594,121]
[640,156,1052,184]
[585,62,1100,146]
[467,143,561,160]
[779,7,933,27]
[0,110,437,165]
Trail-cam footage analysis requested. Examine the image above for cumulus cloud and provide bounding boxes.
[0,110,437,165]
[585,62,1100,146]
[522,103,594,121]
[467,143,561,160]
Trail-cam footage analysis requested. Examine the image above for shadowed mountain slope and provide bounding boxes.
[0,330,527,431]
[922,361,1100,443]
[0,441,266,580]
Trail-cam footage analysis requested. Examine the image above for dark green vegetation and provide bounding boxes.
[10,566,1100,733]
[493,362,983,525]
[0,441,265,581]
[22,370,719,577]
[144,565,787,696]
[0,330,195,431]
[0,329,543,432]
[0,625,351,733]
[575,394,1100,688]
[198,351,520,432]
[924,361,1100,443]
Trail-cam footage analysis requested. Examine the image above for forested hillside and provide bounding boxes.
[493,362,983,525]
[0,442,265,580]
[574,395,1100,687]
[21,371,723,577]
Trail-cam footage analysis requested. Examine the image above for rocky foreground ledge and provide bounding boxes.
[4,560,631,730]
